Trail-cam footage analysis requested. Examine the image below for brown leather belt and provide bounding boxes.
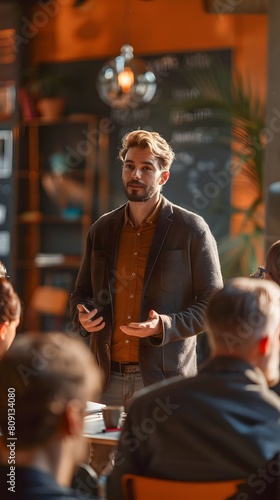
[111,361,141,374]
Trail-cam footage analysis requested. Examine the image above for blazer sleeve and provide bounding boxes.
[70,226,94,335]
[149,217,223,346]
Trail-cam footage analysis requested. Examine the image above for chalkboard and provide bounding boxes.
[43,49,232,239]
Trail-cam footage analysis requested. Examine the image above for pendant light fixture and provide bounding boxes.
[96,2,157,109]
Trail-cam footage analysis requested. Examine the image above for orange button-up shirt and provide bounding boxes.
[111,198,162,363]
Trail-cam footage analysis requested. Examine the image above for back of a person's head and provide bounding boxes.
[205,277,280,358]
[265,240,280,286]
[0,332,102,448]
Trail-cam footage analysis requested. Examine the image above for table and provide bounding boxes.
[83,430,121,446]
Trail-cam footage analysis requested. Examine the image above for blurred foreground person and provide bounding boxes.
[263,239,280,284]
[250,240,280,396]
[250,239,280,284]
[107,278,280,499]
[0,332,102,499]
[0,278,21,360]
[0,260,8,278]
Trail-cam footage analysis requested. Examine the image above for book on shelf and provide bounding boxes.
[35,253,65,266]
[18,87,38,121]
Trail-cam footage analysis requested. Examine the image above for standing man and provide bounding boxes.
[70,129,223,408]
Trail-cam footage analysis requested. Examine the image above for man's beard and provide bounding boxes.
[122,180,157,202]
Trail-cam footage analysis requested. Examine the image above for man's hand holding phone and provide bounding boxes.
[77,304,105,333]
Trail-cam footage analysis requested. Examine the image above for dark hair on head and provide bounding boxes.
[0,332,101,448]
[0,260,7,278]
[265,240,280,286]
[0,278,21,324]
[119,129,175,171]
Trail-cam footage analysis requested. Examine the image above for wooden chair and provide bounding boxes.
[122,474,244,500]
[23,285,70,331]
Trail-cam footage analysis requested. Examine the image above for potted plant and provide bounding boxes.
[25,67,68,120]
[171,66,265,279]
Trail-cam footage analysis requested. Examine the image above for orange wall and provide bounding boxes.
[31,0,267,102]
[30,0,268,243]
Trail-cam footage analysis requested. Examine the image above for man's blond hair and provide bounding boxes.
[119,130,175,171]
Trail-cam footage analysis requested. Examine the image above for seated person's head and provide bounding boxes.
[0,332,102,484]
[0,278,21,359]
[205,277,280,387]
[265,239,280,285]
[0,261,8,278]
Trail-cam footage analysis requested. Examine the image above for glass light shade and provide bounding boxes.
[96,45,157,109]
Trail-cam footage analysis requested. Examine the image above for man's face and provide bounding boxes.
[121,146,169,202]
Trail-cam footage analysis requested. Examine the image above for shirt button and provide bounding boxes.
[136,232,140,236]
[130,294,134,298]
[134,252,138,256]
[125,339,129,344]
[127,315,131,320]
[132,272,136,276]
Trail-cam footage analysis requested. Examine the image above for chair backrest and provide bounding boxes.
[121,474,244,500]
[28,286,69,315]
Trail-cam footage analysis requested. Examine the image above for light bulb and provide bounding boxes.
[97,44,157,108]
[118,67,134,93]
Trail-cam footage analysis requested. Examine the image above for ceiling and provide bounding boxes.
[11,0,269,12]
[203,0,268,14]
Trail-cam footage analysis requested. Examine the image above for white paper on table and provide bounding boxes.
[85,401,106,415]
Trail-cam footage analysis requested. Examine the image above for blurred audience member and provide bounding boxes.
[263,239,280,285]
[107,278,280,500]
[227,451,280,499]
[264,240,280,396]
[0,278,21,360]
[0,260,8,278]
[250,240,280,284]
[0,332,102,499]
[251,240,280,396]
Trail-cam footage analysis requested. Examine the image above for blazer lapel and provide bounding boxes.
[107,205,126,290]
[143,197,174,289]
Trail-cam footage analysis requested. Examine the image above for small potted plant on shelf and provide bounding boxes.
[25,67,68,120]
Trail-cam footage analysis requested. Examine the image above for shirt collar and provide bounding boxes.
[200,355,269,388]
[124,195,163,228]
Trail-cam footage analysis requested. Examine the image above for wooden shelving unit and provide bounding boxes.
[15,114,108,330]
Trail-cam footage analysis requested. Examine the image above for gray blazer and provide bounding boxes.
[70,196,223,389]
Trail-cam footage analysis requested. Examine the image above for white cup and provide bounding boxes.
[102,405,124,429]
